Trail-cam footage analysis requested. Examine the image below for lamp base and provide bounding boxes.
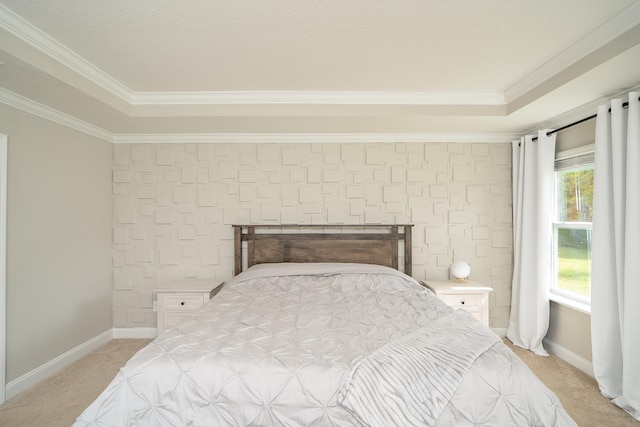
[454,277,469,283]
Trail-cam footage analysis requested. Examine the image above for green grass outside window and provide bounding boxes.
[557,246,590,298]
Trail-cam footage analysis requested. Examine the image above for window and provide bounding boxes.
[552,152,594,305]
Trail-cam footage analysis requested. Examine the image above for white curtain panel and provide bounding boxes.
[591,91,640,420]
[506,130,556,356]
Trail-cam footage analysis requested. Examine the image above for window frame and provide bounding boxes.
[550,145,595,313]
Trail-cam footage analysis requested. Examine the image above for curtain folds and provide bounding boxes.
[591,91,640,420]
[506,130,556,356]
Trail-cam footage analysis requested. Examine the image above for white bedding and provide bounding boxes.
[75,263,576,426]
[339,309,500,426]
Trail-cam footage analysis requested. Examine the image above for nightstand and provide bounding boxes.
[154,281,224,335]
[421,280,493,327]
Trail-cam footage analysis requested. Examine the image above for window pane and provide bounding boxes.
[556,227,591,298]
[556,165,594,222]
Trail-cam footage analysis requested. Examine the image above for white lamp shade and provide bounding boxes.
[451,260,471,280]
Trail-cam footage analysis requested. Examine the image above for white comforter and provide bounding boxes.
[75,263,576,426]
[339,309,501,426]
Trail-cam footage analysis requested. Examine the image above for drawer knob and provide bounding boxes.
[180,301,185,306]
[460,300,465,305]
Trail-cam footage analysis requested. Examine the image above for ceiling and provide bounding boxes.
[1,0,640,143]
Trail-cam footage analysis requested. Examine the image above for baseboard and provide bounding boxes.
[112,327,157,339]
[543,337,594,378]
[4,327,156,401]
[5,329,113,400]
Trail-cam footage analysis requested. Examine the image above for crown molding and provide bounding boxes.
[5,1,630,145]
[504,1,640,105]
[112,132,518,144]
[0,4,505,109]
[0,3,132,102]
[0,88,114,142]
[1,87,516,143]
[3,1,633,112]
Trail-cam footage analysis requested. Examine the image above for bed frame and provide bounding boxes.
[233,224,413,276]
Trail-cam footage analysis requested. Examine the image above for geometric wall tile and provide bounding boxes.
[156,147,173,165]
[113,142,514,329]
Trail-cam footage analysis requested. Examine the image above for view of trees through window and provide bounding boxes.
[554,164,594,300]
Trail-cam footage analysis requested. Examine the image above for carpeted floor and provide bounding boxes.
[0,338,637,426]
[0,339,151,427]
[506,342,639,426]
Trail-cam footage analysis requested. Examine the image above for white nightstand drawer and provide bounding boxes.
[159,294,206,311]
[421,280,493,327]
[440,293,484,308]
[154,282,224,335]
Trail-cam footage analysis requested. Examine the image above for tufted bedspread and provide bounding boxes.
[75,263,576,426]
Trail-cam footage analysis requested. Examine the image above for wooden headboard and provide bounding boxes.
[232,224,413,276]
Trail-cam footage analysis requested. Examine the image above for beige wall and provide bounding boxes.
[0,104,113,382]
[555,119,596,153]
[112,142,514,329]
[547,301,592,361]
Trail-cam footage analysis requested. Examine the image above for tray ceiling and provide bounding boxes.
[1,0,640,141]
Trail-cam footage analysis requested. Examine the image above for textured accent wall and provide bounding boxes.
[112,142,513,328]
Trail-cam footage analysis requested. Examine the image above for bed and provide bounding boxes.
[75,224,576,426]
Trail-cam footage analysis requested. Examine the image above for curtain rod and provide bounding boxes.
[531,96,638,142]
